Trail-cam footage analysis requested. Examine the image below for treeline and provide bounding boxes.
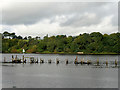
[1,31,120,54]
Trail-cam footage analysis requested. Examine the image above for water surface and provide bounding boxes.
[2,54,118,88]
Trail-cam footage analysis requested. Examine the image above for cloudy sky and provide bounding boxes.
[0,1,118,38]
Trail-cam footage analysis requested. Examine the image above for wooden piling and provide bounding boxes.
[81,58,83,65]
[97,59,99,66]
[74,56,78,64]
[12,55,14,62]
[48,59,52,64]
[15,55,17,60]
[23,55,24,63]
[40,58,44,63]
[36,58,38,63]
[87,60,91,65]
[66,59,68,64]
[115,59,117,67]
[30,57,34,63]
[56,58,59,64]
[106,59,108,66]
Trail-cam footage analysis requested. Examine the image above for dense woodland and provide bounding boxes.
[1,31,120,54]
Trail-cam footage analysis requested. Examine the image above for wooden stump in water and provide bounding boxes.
[80,59,83,65]
[66,59,68,64]
[74,56,79,64]
[87,60,91,65]
[48,59,52,64]
[15,55,18,60]
[30,57,35,63]
[106,60,108,66]
[12,55,14,63]
[56,58,59,64]
[24,59,26,63]
[23,55,24,63]
[35,58,38,63]
[115,59,117,67]
[97,59,99,66]
[40,59,44,63]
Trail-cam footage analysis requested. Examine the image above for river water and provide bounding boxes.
[1,54,119,88]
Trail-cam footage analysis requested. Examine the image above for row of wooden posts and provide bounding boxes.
[3,55,118,67]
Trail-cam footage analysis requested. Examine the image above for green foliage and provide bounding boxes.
[2,32,120,54]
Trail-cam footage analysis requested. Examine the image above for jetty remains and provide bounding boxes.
[2,55,118,67]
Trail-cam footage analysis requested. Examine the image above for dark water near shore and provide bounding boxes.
[1,54,119,88]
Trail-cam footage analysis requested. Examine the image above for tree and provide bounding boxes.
[28,36,32,40]
[3,31,10,38]
[17,36,23,39]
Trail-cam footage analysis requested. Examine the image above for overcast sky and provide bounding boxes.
[0,1,118,38]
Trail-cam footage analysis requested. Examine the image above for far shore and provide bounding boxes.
[1,52,120,55]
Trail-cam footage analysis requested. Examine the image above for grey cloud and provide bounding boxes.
[60,13,101,27]
[2,2,117,27]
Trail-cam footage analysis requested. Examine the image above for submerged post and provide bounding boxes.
[12,55,14,62]
[106,59,108,66]
[74,56,78,64]
[40,58,44,63]
[87,60,91,65]
[66,59,68,64]
[23,55,24,63]
[81,58,83,65]
[56,58,59,64]
[15,55,17,60]
[48,59,52,64]
[115,59,117,67]
[35,58,38,63]
[97,59,99,66]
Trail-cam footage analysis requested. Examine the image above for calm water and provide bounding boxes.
[1,54,119,88]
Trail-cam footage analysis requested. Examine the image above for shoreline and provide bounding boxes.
[1,52,120,55]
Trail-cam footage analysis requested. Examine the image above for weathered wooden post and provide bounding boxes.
[12,55,14,62]
[35,58,38,63]
[40,58,44,63]
[106,59,108,66]
[87,60,91,65]
[80,58,83,65]
[48,59,52,64]
[36,58,38,63]
[97,59,99,66]
[30,57,34,63]
[56,58,59,64]
[115,59,117,67]
[74,56,78,64]
[66,59,68,64]
[23,55,24,63]
[15,55,17,61]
